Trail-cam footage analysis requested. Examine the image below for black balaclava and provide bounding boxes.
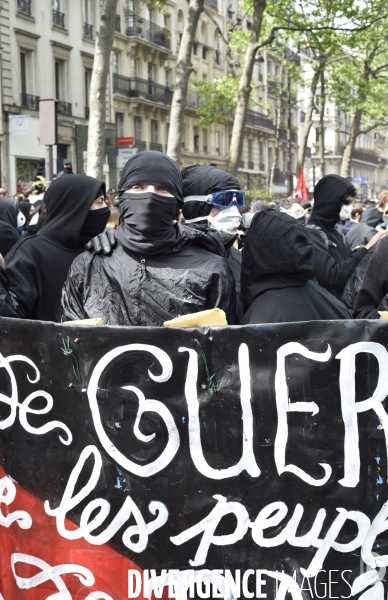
[309,174,356,232]
[116,151,184,255]
[19,200,32,223]
[241,208,313,310]
[181,165,240,221]
[40,174,106,249]
[62,159,73,174]
[0,198,18,228]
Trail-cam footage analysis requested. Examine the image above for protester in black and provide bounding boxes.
[181,164,243,319]
[0,198,19,258]
[306,174,382,299]
[62,151,236,325]
[353,236,388,319]
[57,159,74,178]
[240,209,351,324]
[0,175,108,322]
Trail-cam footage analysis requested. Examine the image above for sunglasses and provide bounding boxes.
[183,189,246,209]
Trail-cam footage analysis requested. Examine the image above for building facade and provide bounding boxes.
[1,0,300,195]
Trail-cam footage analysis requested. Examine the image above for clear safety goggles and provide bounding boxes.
[184,189,246,209]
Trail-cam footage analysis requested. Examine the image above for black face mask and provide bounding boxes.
[116,192,179,255]
[79,206,110,247]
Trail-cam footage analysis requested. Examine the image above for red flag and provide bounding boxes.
[294,166,308,201]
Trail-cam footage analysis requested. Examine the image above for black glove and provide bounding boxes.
[86,229,117,254]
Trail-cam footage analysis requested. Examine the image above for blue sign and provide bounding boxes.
[349,176,367,183]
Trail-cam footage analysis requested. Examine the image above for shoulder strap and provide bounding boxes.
[305,223,337,248]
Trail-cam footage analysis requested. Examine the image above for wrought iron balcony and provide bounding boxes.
[150,142,163,152]
[57,100,72,115]
[83,23,93,38]
[21,93,40,110]
[135,140,147,152]
[245,110,276,131]
[53,9,65,28]
[126,14,171,50]
[113,74,173,105]
[115,14,121,32]
[205,0,218,9]
[84,106,90,119]
[18,0,31,15]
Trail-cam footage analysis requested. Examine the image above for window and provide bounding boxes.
[20,51,35,96]
[163,14,170,28]
[248,139,253,160]
[53,0,61,9]
[84,69,92,108]
[151,120,159,144]
[146,7,153,22]
[203,129,208,153]
[113,51,120,74]
[148,63,155,81]
[164,68,170,88]
[129,58,138,78]
[82,0,91,23]
[55,60,67,101]
[134,116,143,141]
[268,147,273,169]
[268,60,273,76]
[116,113,125,138]
[259,142,264,167]
[215,131,220,155]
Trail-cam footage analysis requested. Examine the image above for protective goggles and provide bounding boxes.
[183,189,246,209]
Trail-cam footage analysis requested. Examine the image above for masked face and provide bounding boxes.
[339,204,352,221]
[207,205,242,243]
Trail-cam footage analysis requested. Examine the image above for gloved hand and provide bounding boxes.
[86,229,117,254]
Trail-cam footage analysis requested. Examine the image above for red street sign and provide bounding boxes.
[116,137,135,147]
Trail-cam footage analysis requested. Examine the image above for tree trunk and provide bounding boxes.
[166,0,204,163]
[318,69,325,178]
[340,108,363,178]
[86,0,118,179]
[227,0,267,176]
[269,66,284,195]
[296,66,321,172]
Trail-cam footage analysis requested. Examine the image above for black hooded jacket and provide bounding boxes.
[240,209,351,324]
[353,236,388,319]
[181,164,243,319]
[1,175,105,322]
[62,152,236,325]
[0,199,19,257]
[361,206,383,228]
[307,174,367,299]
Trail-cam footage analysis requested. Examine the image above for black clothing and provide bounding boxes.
[79,206,110,246]
[182,164,240,220]
[62,223,236,326]
[342,220,356,238]
[118,151,184,204]
[0,199,19,257]
[362,206,383,228]
[19,201,32,223]
[345,222,376,250]
[1,175,106,322]
[116,192,180,255]
[56,160,74,178]
[309,174,356,231]
[226,245,243,321]
[341,246,376,311]
[240,209,351,324]
[353,236,388,319]
[308,174,366,299]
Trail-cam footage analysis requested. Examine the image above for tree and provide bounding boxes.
[86,0,118,179]
[166,0,205,163]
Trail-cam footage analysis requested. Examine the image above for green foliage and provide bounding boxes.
[193,75,240,125]
[244,188,271,204]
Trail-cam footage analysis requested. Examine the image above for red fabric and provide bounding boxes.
[0,464,151,600]
[294,167,308,201]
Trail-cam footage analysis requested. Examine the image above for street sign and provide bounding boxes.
[118,147,137,167]
[116,137,135,147]
[10,115,29,136]
[349,176,366,183]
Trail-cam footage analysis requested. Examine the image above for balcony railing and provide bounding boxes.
[248,161,254,170]
[84,106,90,119]
[135,140,147,152]
[205,0,218,8]
[126,14,171,50]
[53,9,65,28]
[336,146,382,165]
[18,0,31,15]
[150,142,163,152]
[21,93,40,110]
[83,22,93,38]
[115,14,121,32]
[57,100,72,115]
[245,109,276,131]
[113,74,173,105]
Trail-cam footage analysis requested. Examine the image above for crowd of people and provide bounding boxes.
[0,150,387,327]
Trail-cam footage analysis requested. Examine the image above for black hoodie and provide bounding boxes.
[307,174,367,299]
[0,198,19,257]
[240,209,351,324]
[1,175,105,322]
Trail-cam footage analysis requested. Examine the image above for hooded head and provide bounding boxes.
[62,159,73,174]
[116,151,183,255]
[0,198,18,228]
[181,165,240,221]
[241,208,313,309]
[39,174,106,249]
[310,174,356,231]
[250,199,266,213]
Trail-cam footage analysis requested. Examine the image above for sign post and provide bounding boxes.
[39,99,57,183]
